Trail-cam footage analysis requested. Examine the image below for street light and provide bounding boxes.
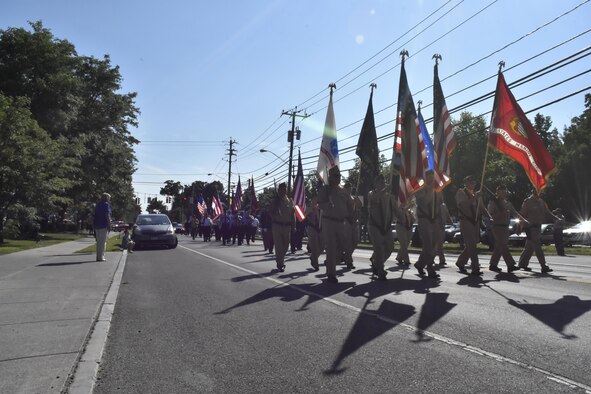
[259,149,284,161]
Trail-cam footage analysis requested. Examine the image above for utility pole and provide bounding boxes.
[281,107,308,194]
[226,138,236,206]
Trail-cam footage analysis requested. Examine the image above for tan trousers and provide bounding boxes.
[489,226,516,268]
[395,223,412,264]
[322,219,346,278]
[272,224,291,268]
[343,220,359,265]
[307,227,324,268]
[369,224,394,275]
[415,218,437,270]
[519,225,547,268]
[95,227,108,261]
[456,219,480,271]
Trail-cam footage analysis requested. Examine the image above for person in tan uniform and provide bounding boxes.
[518,189,559,273]
[487,185,527,272]
[342,182,362,269]
[395,199,414,267]
[414,170,442,279]
[269,182,293,272]
[367,175,396,280]
[318,166,352,283]
[305,196,324,271]
[455,175,489,275]
[434,199,452,267]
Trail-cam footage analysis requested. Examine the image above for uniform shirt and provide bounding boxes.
[270,195,293,224]
[455,188,480,222]
[520,196,552,225]
[367,188,396,233]
[318,185,352,221]
[415,187,442,223]
[488,198,518,226]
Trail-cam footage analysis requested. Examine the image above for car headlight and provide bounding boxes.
[167,226,174,234]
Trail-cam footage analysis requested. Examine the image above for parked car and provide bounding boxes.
[132,214,178,249]
[111,221,129,232]
[564,220,591,246]
[444,222,461,243]
[172,222,185,234]
[508,223,555,246]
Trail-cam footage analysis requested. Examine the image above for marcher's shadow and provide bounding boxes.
[295,281,356,311]
[215,285,305,314]
[494,272,521,283]
[231,272,276,282]
[413,292,457,342]
[325,298,416,375]
[507,295,591,339]
[456,275,495,288]
[37,260,98,266]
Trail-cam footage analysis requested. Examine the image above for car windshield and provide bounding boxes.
[137,216,170,226]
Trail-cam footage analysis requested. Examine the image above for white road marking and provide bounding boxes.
[181,245,591,392]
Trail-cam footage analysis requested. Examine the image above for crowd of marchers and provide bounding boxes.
[175,165,568,284]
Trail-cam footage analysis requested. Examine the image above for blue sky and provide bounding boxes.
[2,0,590,208]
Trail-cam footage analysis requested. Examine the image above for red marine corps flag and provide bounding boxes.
[292,149,306,221]
[488,71,556,191]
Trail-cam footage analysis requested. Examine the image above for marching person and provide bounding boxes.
[269,183,293,272]
[434,199,452,267]
[201,212,213,242]
[413,170,442,279]
[318,166,352,283]
[367,174,396,281]
[259,209,274,254]
[487,185,527,272]
[395,199,414,267]
[552,208,566,256]
[518,189,559,273]
[342,182,362,269]
[305,196,324,271]
[455,175,489,275]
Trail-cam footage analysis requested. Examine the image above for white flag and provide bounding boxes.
[316,88,339,184]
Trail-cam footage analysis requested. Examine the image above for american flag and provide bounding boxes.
[393,59,425,204]
[292,149,306,221]
[197,195,206,216]
[233,176,242,212]
[211,195,223,220]
[432,61,455,191]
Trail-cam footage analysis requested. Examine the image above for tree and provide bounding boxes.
[146,198,167,214]
[552,94,591,222]
[0,21,139,227]
[0,94,65,242]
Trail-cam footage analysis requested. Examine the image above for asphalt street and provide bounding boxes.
[93,236,591,393]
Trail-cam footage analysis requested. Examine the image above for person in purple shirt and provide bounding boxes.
[94,193,112,261]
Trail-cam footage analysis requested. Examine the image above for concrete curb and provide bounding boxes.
[66,251,128,394]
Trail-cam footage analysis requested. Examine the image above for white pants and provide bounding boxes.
[95,227,108,261]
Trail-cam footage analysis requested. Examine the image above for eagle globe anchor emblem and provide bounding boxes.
[509,116,528,139]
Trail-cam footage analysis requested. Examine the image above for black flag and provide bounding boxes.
[356,87,380,199]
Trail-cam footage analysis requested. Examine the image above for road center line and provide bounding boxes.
[180,245,591,392]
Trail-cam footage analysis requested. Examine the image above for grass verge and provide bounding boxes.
[75,234,123,254]
[0,233,84,255]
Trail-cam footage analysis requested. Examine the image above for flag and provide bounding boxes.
[432,62,455,190]
[211,194,223,220]
[292,149,306,221]
[197,195,206,216]
[233,176,242,212]
[317,87,339,184]
[489,72,556,191]
[418,108,435,171]
[249,176,260,213]
[418,107,446,189]
[356,87,380,199]
[391,60,425,204]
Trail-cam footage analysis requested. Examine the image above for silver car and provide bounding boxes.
[132,214,178,249]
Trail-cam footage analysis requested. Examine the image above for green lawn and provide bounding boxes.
[0,233,84,255]
[75,234,123,254]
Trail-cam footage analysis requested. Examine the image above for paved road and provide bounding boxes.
[95,237,591,393]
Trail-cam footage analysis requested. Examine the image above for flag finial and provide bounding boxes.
[400,50,409,63]
[328,83,336,95]
[369,83,377,92]
[498,61,505,73]
[433,53,442,65]
[417,100,422,112]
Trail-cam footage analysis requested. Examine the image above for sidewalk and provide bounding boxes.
[0,235,126,394]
